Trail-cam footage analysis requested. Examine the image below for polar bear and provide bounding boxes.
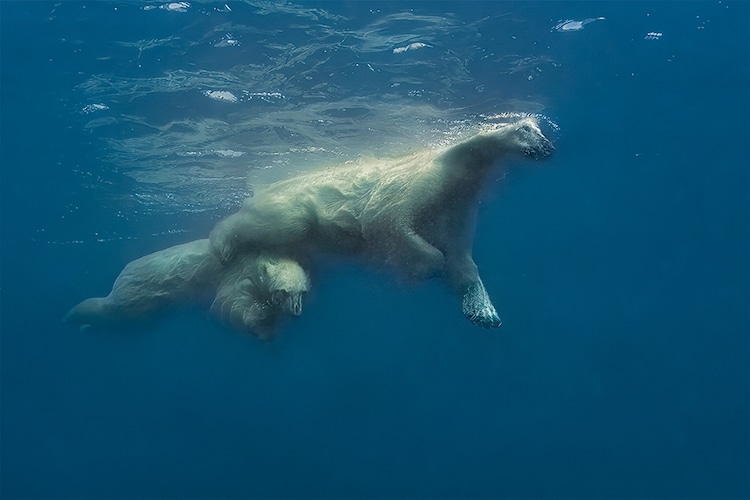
[65,239,221,327]
[65,239,310,338]
[209,117,554,328]
[210,252,310,338]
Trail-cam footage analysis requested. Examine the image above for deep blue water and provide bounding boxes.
[1,2,748,498]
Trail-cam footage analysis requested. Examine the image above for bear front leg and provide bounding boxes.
[209,213,246,264]
[383,231,445,280]
[446,256,502,328]
[209,201,312,264]
[210,279,277,338]
[461,278,502,328]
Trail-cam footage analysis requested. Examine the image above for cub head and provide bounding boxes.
[264,257,311,316]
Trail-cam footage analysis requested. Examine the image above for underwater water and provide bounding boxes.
[1,1,748,498]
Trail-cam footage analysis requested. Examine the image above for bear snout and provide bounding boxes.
[525,134,554,159]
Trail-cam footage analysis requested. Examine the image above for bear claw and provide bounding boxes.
[465,308,502,328]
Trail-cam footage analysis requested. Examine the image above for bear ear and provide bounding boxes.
[260,259,279,286]
[261,261,273,279]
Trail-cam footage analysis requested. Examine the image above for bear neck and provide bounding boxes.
[437,136,511,193]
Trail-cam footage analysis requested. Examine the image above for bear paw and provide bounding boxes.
[462,282,502,328]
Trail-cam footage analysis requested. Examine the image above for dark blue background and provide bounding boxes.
[1,2,748,498]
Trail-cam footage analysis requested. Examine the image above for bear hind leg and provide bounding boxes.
[446,256,502,328]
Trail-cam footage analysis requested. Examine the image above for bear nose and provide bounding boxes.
[527,135,554,159]
[539,136,555,156]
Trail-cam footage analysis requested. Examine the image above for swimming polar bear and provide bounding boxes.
[65,239,310,338]
[210,250,310,338]
[66,117,552,335]
[209,117,554,328]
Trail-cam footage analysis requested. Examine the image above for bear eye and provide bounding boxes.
[271,290,287,305]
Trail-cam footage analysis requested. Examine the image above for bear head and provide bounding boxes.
[491,117,554,159]
[263,257,311,316]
